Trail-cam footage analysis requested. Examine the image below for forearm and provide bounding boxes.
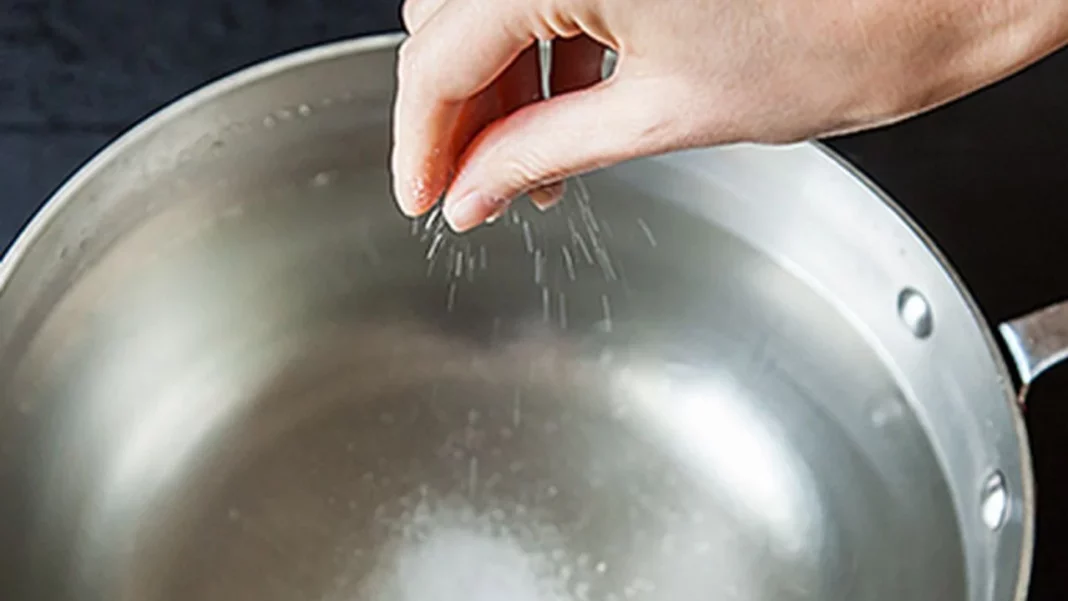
[845,0,1068,132]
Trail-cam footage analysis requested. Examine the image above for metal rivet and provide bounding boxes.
[897,288,933,339]
[980,471,1009,530]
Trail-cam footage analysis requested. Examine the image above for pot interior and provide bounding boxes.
[0,37,1022,601]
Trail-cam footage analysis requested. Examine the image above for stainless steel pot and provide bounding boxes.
[1,33,1065,601]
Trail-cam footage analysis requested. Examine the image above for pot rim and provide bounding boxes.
[0,31,1034,601]
[815,145,1035,601]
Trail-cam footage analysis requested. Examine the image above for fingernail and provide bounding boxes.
[485,203,508,224]
[529,181,566,211]
[444,192,504,232]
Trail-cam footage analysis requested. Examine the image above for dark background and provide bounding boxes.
[2,0,1066,597]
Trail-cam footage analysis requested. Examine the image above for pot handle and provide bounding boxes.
[998,300,1068,391]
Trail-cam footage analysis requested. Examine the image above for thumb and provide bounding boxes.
[441,76,681,232]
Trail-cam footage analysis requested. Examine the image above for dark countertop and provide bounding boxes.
[3,0,1066,597]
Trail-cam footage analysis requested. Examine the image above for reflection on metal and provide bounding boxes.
[981,471,1009,531]
[999,301,1068,389]
[897,288,934,339]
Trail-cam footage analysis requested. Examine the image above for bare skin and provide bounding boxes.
[391,0,1068,232]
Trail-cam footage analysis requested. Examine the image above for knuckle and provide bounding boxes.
[401,0,439,32]
[504,153,560,192]
[396,37,423,85]
[527,0,583,39]
[400,0,418,30]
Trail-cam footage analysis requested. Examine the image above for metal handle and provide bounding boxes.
[998,300,1068,390]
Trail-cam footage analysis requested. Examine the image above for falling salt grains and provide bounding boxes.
[595,561,607,574]
[572,229,594,265]
[567,218,593,264]
[575,175,593,203]
[522,220,535,253]
[580,209,602,241]
[426,231,446,260]
[262,115,277,128]
[582,227,615,281]
[444,247,457,281]
[636,218,657,247]
[479,245,488,270]
[455,250,465,278]
[467,255,477,282]
[614,260,633,295]
[447,282,458,312]
[561,247,576,281]
[542,286,551,322]
[601,258,620,283]
[297,103,312,117]
[424,204,442,233]
[595,247,618,281]
[601,294,613,332]
[574,178,598,232]
[558,292,568,329]
[534,248,545,284]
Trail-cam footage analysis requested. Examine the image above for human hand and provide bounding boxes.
[391,0,1068,232]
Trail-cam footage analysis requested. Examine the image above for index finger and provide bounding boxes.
[390,0,541,216]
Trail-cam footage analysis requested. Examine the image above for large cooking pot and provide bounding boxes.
[1,33,1065,601]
